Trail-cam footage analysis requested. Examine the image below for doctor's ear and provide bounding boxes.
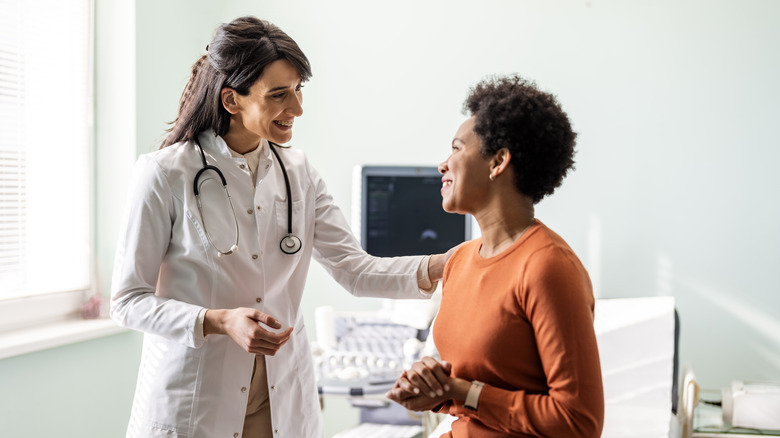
[221,88,240,114]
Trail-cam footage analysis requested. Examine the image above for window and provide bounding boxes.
[0,0,93,331]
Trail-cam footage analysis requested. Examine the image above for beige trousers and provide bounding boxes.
[242,354,273,437]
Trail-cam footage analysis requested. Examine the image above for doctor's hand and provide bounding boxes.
[428,243,463,282]
[204,308,293,356]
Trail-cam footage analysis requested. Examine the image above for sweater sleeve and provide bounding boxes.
[446,246,604,438]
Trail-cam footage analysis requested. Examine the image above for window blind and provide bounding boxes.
[0,0,92,300]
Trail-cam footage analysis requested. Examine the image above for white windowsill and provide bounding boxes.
[0,317,127,360]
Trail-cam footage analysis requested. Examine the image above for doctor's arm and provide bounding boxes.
[427,244,460,283]
[109,156,208,348]
[305,159,451,297]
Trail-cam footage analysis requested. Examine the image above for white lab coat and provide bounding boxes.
[110,130,429,438]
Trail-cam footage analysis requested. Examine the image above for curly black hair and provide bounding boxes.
[464,74,576,204]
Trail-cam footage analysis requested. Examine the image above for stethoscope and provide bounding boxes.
[193,140,302,257]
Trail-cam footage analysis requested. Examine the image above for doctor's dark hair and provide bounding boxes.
[464,74,576,204]
[162,16,312,148]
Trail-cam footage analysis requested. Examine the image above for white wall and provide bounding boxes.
[129,0,780,434]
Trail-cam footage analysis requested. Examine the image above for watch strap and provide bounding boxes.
[464,380,484,411]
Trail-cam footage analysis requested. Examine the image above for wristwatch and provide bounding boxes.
[464,380,484,411]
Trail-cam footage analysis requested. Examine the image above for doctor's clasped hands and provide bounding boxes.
[203,308,293,356]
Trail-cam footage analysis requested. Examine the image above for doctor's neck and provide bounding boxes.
[222,127,262,155]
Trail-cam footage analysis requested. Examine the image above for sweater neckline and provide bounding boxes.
[472,219,541,266]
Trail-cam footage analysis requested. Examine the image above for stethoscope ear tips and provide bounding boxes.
[280,234,302,255]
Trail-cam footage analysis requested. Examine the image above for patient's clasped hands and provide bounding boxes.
[386,356,471,411]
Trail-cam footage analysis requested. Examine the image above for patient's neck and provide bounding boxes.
[476,195,535,259]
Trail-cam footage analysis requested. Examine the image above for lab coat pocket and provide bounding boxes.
[135,337,201,436]
[275,199,305,256]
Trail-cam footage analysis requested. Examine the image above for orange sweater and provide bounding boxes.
[434,220,604,437]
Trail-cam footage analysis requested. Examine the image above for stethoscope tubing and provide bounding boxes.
[193,139,301,257]
[269,142,302,255]
[194,142,240,256]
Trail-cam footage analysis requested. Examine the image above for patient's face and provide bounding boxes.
[438,117,492,215]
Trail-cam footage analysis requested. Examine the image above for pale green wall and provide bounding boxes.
[1,1,778,437]
[0,332,142,437]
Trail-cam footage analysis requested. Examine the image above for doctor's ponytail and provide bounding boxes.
[161,54,221,148]
[181,55,209,112]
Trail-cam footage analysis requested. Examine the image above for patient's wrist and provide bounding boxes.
[449,378,471,402]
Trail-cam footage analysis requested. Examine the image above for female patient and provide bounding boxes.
[387,75,604,437]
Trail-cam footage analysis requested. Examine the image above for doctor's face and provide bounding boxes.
[438,117,492,215]
[231,59,304,145]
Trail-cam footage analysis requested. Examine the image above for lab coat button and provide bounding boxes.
[241,386,247,393]
[265,164,270,170]
[274,429,278,434]
[256,297,262,303]
[240,164,246,169]
[234,434,239,438]
[246,208,253,214]
[252,254,259,260]
[256,205,262,211]
[271,385,275,390]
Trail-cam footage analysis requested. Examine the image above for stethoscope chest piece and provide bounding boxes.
[280,234,302,254]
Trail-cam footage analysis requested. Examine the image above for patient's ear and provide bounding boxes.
[490,148,512,176]
[221,88,239,114]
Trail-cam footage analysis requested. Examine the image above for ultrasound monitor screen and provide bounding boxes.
[361,166,470,257]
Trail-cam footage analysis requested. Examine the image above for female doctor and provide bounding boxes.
[110,16,449,438]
